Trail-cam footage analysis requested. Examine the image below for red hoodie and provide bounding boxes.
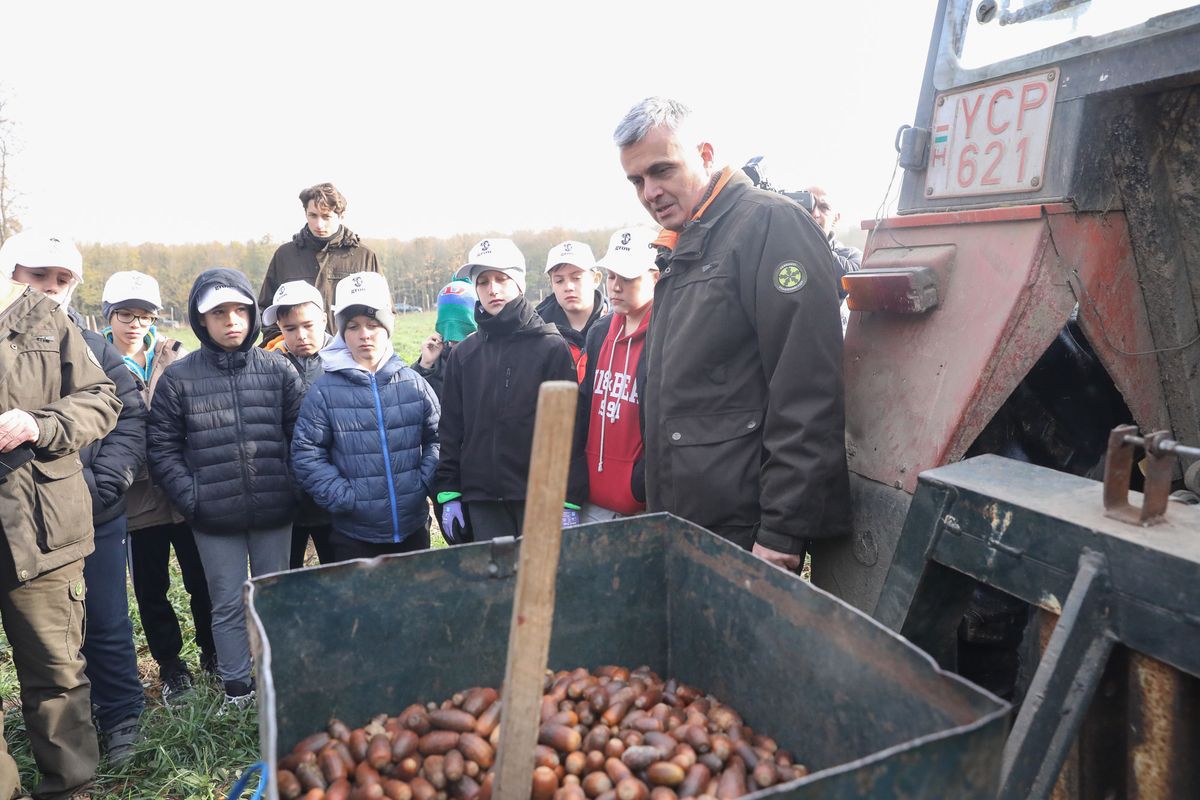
[586,309,651,515]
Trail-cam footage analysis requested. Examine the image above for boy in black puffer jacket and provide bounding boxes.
[148,268,304,708]
[435,238,588,542]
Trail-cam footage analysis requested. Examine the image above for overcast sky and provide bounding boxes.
[1,1,937,245]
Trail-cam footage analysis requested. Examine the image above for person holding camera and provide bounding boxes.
[803,185,862,292]
[0,232,122,799]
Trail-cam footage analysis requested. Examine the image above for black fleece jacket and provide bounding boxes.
[71,309,147,527]
[435,296,587,505]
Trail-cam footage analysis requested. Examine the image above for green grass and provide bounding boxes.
[161,310,436,364]
[2,536,446,798]
[0,557,259,799]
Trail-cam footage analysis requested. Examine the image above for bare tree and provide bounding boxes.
[0,94,21,245]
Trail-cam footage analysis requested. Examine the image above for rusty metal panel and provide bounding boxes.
[1047,211,1172,434]
[845,208,1073,494]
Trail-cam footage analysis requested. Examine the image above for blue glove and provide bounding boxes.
[562,509,580,528]
[442,500,465,544]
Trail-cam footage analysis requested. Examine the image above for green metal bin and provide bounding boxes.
[246,514,1009,799]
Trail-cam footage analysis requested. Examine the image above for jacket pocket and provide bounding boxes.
[32,456,91,552]
[665,408,763,529]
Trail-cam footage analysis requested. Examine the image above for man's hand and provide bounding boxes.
[419,334,444,369]
[751,542,802,571]
[0,409,38,453]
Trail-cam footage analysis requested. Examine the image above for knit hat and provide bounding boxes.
[435,279,478,342]
[102,271,162,319]
[0,231,84,283]
[454,238,526,293]
[333,272,395,335]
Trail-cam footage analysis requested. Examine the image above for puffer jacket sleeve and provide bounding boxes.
[433,346,464,496]
[413,372,441,492]
[146,367,196,520]
[281,360,304,439]
[86,335,147,510]
[291,383,355,514]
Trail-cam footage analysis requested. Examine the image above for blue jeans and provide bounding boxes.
[81,514,145,732]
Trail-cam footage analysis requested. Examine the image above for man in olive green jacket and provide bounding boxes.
[0,231,121,800]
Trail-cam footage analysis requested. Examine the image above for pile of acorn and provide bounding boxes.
[276,665,809,800]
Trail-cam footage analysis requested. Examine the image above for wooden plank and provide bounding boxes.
[492,381,578,800]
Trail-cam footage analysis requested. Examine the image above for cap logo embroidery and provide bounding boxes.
[621,233,632,245]
[352,276,364,288]
[479,240,492,254]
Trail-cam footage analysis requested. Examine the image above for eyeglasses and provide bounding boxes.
[114,310,159,326]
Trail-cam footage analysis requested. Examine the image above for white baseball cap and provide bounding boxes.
[544,240,597,274]
[262,280,325,326]
[103,271,162,312]
[597,227,661,279]
[197,285,255,314]
[454,238,527,293]
[333,272,391,314]
[0,231,84,283]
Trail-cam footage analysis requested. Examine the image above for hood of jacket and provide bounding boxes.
[475,295,557,341]
[291,224,362,252]
[187,267,260,355]
[319,332,399,380]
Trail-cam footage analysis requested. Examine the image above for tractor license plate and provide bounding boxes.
[925,68,1059,199]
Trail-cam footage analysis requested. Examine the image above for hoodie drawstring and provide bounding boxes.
[597,323,634,474]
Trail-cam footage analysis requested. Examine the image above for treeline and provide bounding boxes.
[72,227,618,321]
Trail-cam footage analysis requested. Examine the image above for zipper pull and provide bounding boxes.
[505,367,511,389]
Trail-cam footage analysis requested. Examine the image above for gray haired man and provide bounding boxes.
[613,97,851,570]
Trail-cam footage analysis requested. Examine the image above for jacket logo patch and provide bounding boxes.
[774,261,807,294]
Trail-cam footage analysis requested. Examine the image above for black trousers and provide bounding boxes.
[327,525,431,562]
[128,521,216,674]
[289,522,335,569]
[465,500,526,542]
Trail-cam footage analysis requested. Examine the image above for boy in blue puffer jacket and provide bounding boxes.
[291,272,440,561]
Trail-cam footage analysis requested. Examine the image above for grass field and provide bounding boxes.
[160,309,436,365]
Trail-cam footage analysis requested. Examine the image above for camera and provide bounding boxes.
[742,157,814,213]
[785,190,815,214]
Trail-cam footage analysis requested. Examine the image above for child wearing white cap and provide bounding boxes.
[147,267,304,708]
[0,232,121,794]
[579,227,661,522]
[535,240,608,383]
[9,237,153,765]
[101,270,218,708]
[261,280,337,568]
[434,238,588,543]
[291,272,441,561]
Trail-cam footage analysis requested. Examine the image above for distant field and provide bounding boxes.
[159,310,436,364]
